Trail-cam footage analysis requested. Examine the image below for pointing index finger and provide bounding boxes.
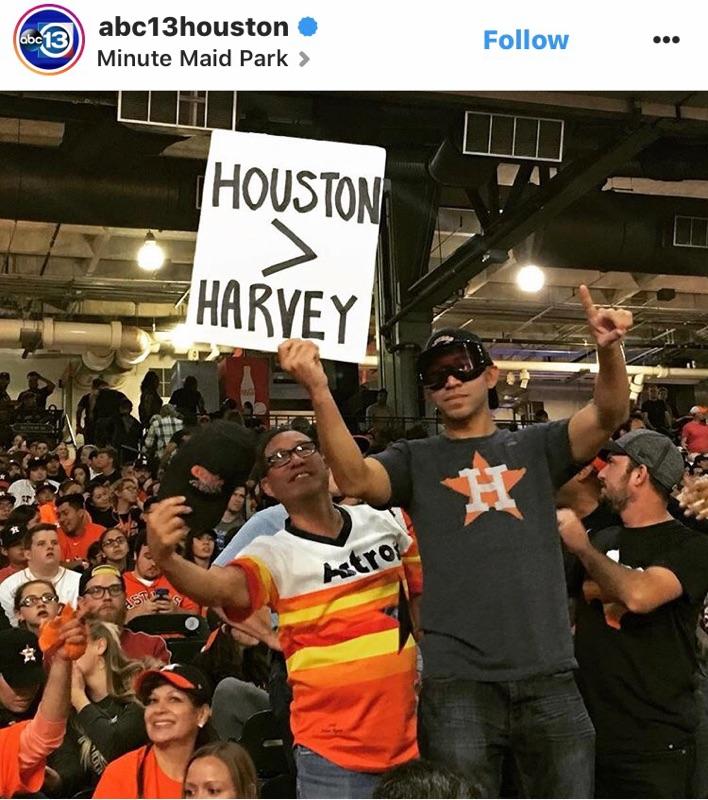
[578,284,596,318]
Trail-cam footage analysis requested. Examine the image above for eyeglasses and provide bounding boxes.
[19,592,58,607]
[103,537,127,548]
[265,441,318,469]
[84,584,124,599]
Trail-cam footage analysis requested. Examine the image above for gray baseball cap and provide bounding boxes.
[603,429,685,491]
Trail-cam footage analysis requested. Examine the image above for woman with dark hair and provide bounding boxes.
[93,664,214,799]
[184,530,217,570]
[99,527,131,572]
[193,624,271,742]
[71,463,91,491]
[139,371,164,429]
[183,741,258,799]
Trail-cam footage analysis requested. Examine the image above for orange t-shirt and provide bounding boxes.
[0,721,46,798]
[38,502,58,526]
[58,521,105,561]
[123,571,200,613]
[93,745,183,799]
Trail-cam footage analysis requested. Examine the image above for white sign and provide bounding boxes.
[187,130,386,362]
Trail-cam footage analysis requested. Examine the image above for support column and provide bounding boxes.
[375,154,439,420]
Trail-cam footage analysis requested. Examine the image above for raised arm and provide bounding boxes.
[278,339,392,506]
[568,285,632,463]
[146,497,251,608]
[39,374,56,394]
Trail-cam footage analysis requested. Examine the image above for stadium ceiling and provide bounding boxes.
[0,90,707,369]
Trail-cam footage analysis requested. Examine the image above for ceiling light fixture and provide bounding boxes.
[516,264,545,293]
[137,231,165,272]
[171,324,195,352]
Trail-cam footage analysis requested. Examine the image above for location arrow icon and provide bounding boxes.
[262,219,317,277]
[299,51,310,67]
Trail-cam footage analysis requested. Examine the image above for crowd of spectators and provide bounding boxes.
[0,327,707,800]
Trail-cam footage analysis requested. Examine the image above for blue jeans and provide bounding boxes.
[294,746,382,799]
[418,672,595,798]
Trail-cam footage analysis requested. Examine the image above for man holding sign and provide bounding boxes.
[279,285,633,798]
[187,131,386,363]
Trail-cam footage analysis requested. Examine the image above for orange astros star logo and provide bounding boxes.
[441,451,527,525]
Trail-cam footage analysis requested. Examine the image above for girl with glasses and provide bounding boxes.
[14,579,60,635]
[99,527,131,573]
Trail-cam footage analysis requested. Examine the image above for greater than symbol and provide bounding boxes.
[261,219,317,277]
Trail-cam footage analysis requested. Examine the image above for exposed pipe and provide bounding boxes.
[0,318,153,371]
[493,360,708,380]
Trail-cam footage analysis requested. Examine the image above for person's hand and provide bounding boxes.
[151,595,173,614]
[42,766,63,794]
[71,662,86,694]
[678,475,708,521]
[557,508,590,554]
[278,339,330,395]
[70,662,89,710]
[145,496,191,564]
[579,284,633,349]
[53,617,87,662]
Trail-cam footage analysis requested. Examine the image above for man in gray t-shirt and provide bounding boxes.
[278,285,633,798]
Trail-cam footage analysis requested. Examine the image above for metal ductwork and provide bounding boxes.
[532,191,708,277]
[0,144,202,231]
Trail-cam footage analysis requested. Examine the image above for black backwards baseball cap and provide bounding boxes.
[602,429,685,492]
[157,420,256,532]
[0,629,45,688]
[135,663,212,706]
[1,521,26,549]
[417,328,499,409]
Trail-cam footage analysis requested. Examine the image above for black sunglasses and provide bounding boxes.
[418,340,492,391]
[422,364,487,392]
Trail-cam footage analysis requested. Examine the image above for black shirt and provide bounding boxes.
[564,503,622,594]
[575,518,708,752]
[641,398,670,430]
[16,386,52,410]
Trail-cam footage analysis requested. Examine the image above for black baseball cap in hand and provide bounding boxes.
[158,421,256,532]
[0,629,45,688]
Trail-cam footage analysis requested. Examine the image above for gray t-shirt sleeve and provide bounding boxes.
[369,439,413,509]
[538,419,576,489]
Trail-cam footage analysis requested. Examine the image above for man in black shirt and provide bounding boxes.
[169,375,206,426]
[16,371,55,412]
[559,429,708,798]
[641,384,671,434]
